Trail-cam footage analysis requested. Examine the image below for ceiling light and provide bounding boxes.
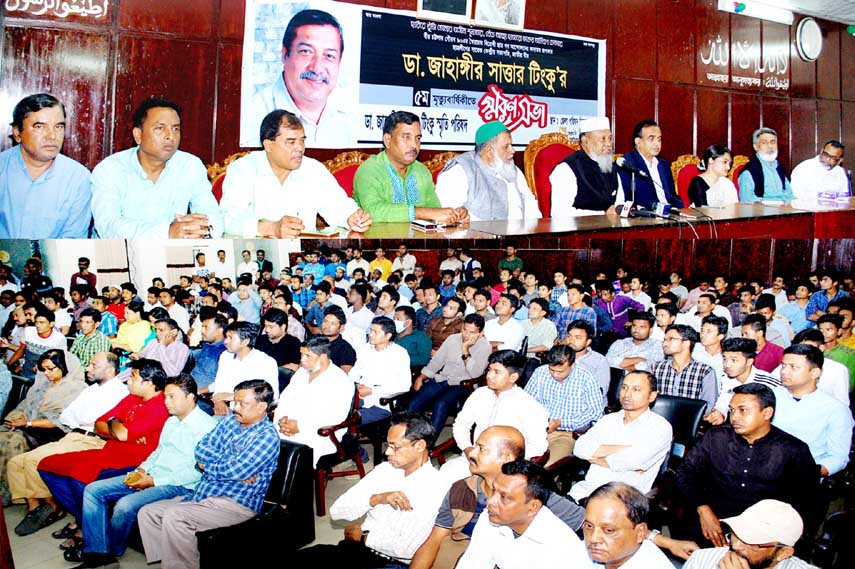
[718,0,795,26]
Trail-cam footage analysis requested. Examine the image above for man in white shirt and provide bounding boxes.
[293,414,447,567]
[691,315,727,380]
[761,275,789,311]
[704,338,781,425]
[273,337,353,467]
[623,276,652,312]
[457,459,589,569]
[210,322,279,415]
[520,298,557,357]
[570,370,672,501]
[605,313,663,372]
[349,317,412,425]
[790,140,849,203]
[684,293,732,332]
[436,121,540,221]
[158,288,190,334]
[235,250,257,280]
[346,247,371,279]
[345,283,375,337]
[483,294,524,351]
[390,244,417,276]
[221,110,371,238]
[583,482,675,569]
[439,248,463,280]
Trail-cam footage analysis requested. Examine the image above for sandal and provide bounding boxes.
[43,507,66,527]
[51,522,78,539]
[59,535,83,551]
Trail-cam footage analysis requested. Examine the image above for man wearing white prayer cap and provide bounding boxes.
[683,500,814,569]
[549,116,625,218]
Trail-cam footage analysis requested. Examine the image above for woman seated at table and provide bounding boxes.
[110,300,152,353]
[0,349,86,506]
[688,144,739,207]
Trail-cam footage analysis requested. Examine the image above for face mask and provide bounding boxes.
[394,320,406,334]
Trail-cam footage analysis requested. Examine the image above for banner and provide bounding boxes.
[239,0,606,149]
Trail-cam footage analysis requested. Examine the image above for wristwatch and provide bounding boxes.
[647,529,661,542]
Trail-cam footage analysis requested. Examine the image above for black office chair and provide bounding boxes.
[605,367,624,413]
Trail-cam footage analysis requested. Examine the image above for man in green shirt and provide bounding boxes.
[497,244,523,276]
[353,111,469,224]
[70,308,112,368]
[817,314,855,390]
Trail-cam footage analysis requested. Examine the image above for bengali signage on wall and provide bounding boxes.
[4,0,108,18]
[239,0,606,149]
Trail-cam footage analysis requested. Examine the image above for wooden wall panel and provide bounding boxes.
[696,88,729,155]
[842,27,855,102]
[119,0,215,37]
[658,84,695,159]
[790,98,817,163]
[692,240,732,279]
[219,0,246,41]
[761,96,790,169]
[566,0,613,40]
[731,239,773,282]
[695,0,730,89]
[214,44,245,162]
[842,102,855,154]
[115,37,217,158]
[614,0,656,80]
[0,27,110,170]
[729,92,761,156]
[761,22,790,95]
[817,99,841,147]
[656,0,695,85]
[772,240,814,281]
[789,17,816,98]
[729,13,761,92]
[524,0,567,34]
[816,20,841,101]
[613,79,656,155]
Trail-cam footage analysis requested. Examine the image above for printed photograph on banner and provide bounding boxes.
[474,0,525,31]
[417,0,473,24]
[239,0,363,148]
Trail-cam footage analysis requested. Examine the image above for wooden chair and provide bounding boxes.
[429,375,487,464]
[314,384,366,516]
[423,151,459,184]
[670,154,702,207]
[206,150,252,204]
[323,151,372,198]
[729,154,750,199]
[523,133,579,217]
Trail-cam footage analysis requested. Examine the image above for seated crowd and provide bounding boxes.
[1,93,849,239]
[1,248,854,569]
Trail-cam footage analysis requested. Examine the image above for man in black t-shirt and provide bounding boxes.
[321,305,357,373]
[256,308,300,390]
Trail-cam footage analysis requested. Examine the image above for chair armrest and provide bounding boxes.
[460,375,486,392]
[379,390,412,412]
[317,414,360,437]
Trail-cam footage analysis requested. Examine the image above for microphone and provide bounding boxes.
[615,204,660,218]
[615,157,653,181]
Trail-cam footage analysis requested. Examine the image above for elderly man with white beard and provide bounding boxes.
[549,116,625,217]
[436,121,541,221]
[737,127,794,203]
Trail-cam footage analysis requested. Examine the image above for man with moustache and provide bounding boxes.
[221,110,371,238]
[738,127,794,203]
[616,119,684,210]
[436,121,540,220]
[791,140,849,203]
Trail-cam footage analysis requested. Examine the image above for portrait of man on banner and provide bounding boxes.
[475,0,525,30]
[417,0,473,24]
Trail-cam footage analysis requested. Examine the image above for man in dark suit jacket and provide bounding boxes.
[617,119,684,210]
[256,249,274,275]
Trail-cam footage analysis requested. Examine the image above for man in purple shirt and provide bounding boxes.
[594,280,644,337]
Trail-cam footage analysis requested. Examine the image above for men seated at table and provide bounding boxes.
[456,459,589,569]
[675,383,820,547]
[737,127,794,203]
[91,97,223,239]
[616,119,684,210]
[72,374,217,568]
[292,413,446,567]
[220,109,371,238]
[791,140,848,203]
[137,380,280,569]
[435,121,540,221]
[0,93,92,239]
[353,111,469,224]
[550,116,624,217]
[273,337,353,467]
[569,370,672,501]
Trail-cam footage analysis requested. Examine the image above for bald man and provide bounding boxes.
[410,426,584,569]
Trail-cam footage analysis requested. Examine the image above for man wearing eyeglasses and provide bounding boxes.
[791,140,849,204]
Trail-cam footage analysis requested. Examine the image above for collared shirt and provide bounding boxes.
[422,333,491,386]
[396,330,432,367]
[605,337,663,372]
[454,385,549,458]
[140,407,217,489]
[236,261,258,279]
[0,145,91,238]
[738,157,794,202]
[521,318,558,354]
[457,504,588,569]
[713,368,781,416]
[684,547,818,569]
[571,409,672,501]
[135,340,189,378]
[551,304,597,340]
[805,289,850,321]
[369,257,393,280]
[591,539,675,568]
[329,461,448,562]
[112,319,150,352]
[435,161,540,221]
[641,154,669,203]
[166,303,190,333]
[675,424,819,523]
[273,364,353,467]
[791,155,850,202]
[191,340,227,389]
[251,73,351,147]
[227,292,262,324]
[826,343,855,390]
[484,317,525,351]
[13,371,87,429]
[221,152,359,236]
[346,258,370,278]
[99,311,122,338]
[651,357,718,411]
[779,300,811,334]
[525,364,603,432]
[212,349,279,399]
[691,344,724,380]
[349,343,411,410]
[576,349,611,396]
[91,147,222,238]
[427,316,464,351]
[192,416,280,513]
[345,305,375,335]
[291,288,314,311]
[353,151,441,222]
[59,376,129,431]
[416,303,443,331]
[595,296,644,337]
[391,253,417,276]
[302,261,326,283]
[772,386,854,475]
[70,331,112,367]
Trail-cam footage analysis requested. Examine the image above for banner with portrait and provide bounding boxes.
[240,0,606,149]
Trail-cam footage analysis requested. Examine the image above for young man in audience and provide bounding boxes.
[395,306,431,367]
[469,288,496,322]
[563,319,611,396]
[605,312,663,372]
[684,292,732,332]
[779,280,813,334]
[320,305,359,372]
[415,283,443,331]
[69,308,111,368]
[676,383,819,548]
[754,292,793,348]
[778,328,850,405]
[157,288,189,333]
[806,270,850,323]
[595,279,644,338]
[483,294,524,351]
[521,298,557,357]
[426,296,464,353]
[816,313,855,389]
[137,380,280,569]
[345,283,375,337]
[192,313,228,393]
[704,338,780,426]
[210,322,279,415]
[691,314,726,379]
[741,314,785,372]
[651,324,718,411]
[525,345,603,466]
[255,307,300,387]
[373,285,400,319]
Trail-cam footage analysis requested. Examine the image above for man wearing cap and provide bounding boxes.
[549,116,624,217]
[435,121,540,221]
[683,500,815,569]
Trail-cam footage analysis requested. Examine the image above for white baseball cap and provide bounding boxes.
[722,500,803,546]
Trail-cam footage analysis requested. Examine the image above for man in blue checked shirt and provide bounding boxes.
[137,379,280,569]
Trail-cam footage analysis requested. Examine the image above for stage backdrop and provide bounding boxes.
[239,0,606,149]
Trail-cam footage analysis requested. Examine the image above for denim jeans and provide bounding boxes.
[358,401,391,425]
[81,475,191,556]
[40,467,136,521]
[407,379,467,439]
